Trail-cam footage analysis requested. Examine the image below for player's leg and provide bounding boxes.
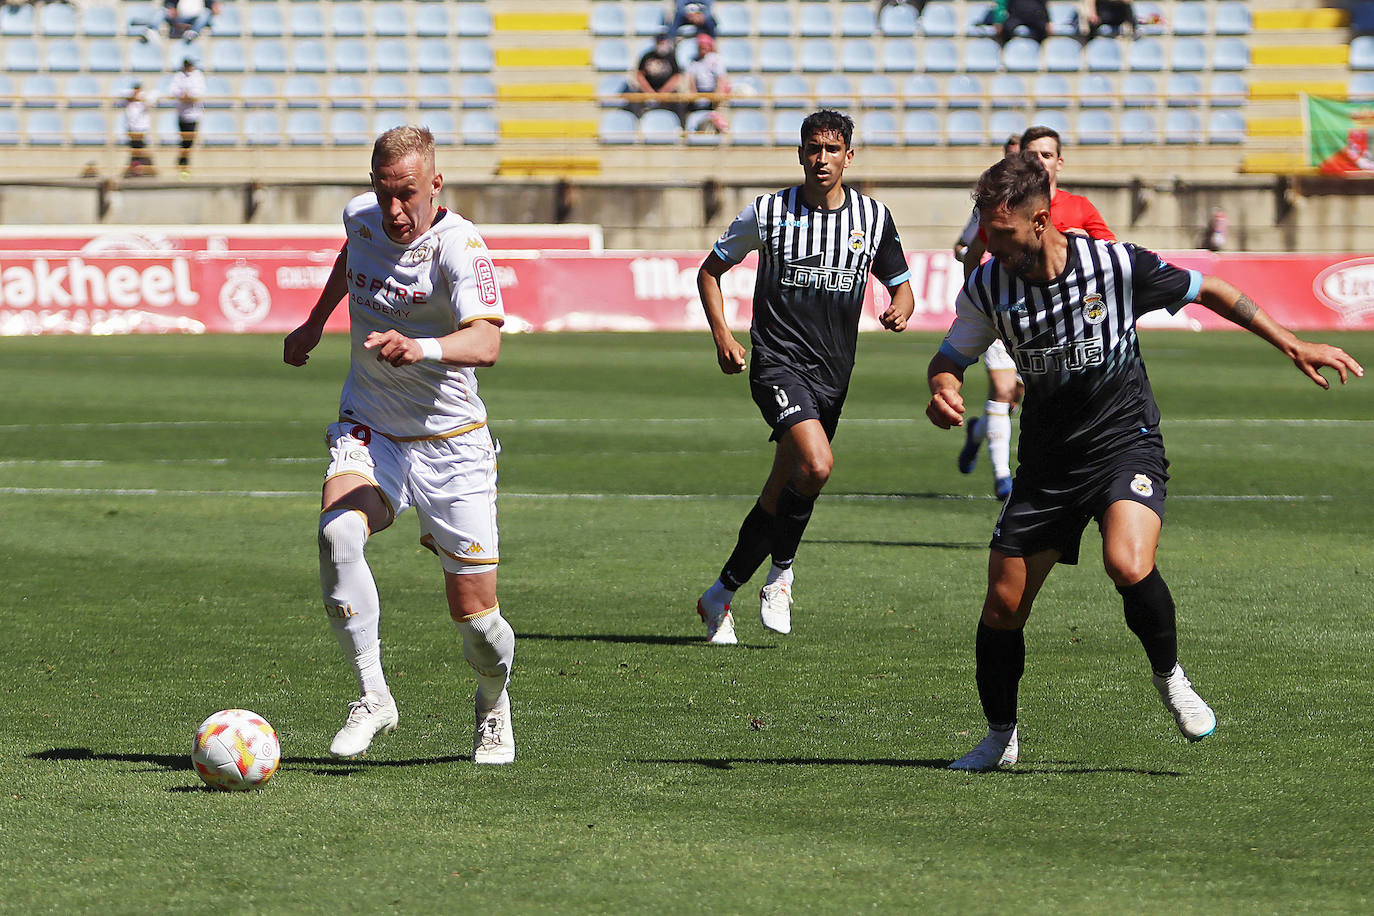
[757,418,832,633]
[950,548,1058,771]
[1101,497,1216,741]
[983,367,1020,499]
[446,570,516,765]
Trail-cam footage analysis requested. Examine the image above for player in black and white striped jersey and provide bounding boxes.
[927,152,1363,771]
[695,109,915,644]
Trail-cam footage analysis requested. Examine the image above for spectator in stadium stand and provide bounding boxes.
[1082,0,1135,39]
[686,33,730,132]
[169,57,205,179]
[670,1,717,40]
[926,152,1364,772]
[998,0,1051,44]
[693,110,915,645]
[627,31,685,118]
[282,125,517,766]
[877,1,929,18]
[121,82,156,178]
[164,0,221,43]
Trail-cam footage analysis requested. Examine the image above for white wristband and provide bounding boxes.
[416,337,443,362]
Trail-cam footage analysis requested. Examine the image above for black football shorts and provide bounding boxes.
[749,360,843,442]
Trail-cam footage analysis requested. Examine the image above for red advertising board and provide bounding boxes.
[0,227,1370,335]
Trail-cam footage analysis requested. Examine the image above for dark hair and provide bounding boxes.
[799,109,853,148]
[1018,125,1061,156]
[1002,134,1020,154]
[973,151,1051,214]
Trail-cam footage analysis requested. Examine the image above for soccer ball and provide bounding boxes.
[191,709,280,791]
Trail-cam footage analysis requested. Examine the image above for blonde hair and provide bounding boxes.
[371,125,435,172]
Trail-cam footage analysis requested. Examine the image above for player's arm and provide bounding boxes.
[1194,275,1364,390]
[1081,200,1115,241]
[364,318,501,369]
[284,243,348,367]
[699,250,746,374]
[926,283,1000,426]
[879,280,914,332]
[926,352,968,429]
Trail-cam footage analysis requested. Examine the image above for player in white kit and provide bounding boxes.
[283,126,516,764]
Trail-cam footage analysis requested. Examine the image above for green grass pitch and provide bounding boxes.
[1,330,1371,913]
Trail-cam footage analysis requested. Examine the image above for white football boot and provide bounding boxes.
[948,725,1019,771]
[474,692,515,765]
[329,692,398,757]
[759,579,793,634]
[1153,664,1217,742]
[696,591,737,645]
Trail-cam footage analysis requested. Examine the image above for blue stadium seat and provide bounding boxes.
[371,2,409,38]
[730,109,770,146]
[773,111,804,146]
[989,74,1028,107]
[599,108,638,144]
[965,2,998,38]
[43,39,81,72]
[988,109,1026,143]
[1165,110,1202,144]
[1076,110,1115,145]
[375,112,408,139]
[715,3,750,37]
[729,73,765,107]
[1132,2,1167,36]
[70,110,109,146]
[1121,73,1158,108]
[327,75,366,109]
[963,38,1001,73]
[287,110,326,145]
[1214,2,1252,35]
[901,74,939,108]
[375,40,411,73]
[1077,73,1115,108]
[209,4,242,37]
[757,6,791,37]
[1084,37,1123,71]
[155,110,180,146]
[4,39,41,72]
[1170,38,1207,72]
[244,110,284,146]
[1,3,35,36]
[0,111,19,144]
[416,74,452,109]
[459,74,497,108]
[771,74,810,108]
[1042,36,1082,72]
[292,41,328,74]
[841,5,876,37]
[1032,73,1072,108]
[209,40,247,73]
[1351,36,1374,70]
[40,3,77,37]
[799,5,833,37]
[1129,37,1164,72]
[202,74,234,109]
[640,107,682,144]
[1207,110,1245,144]
[1165,72,1203,108]
[946,74,984,109]
[21,75,59,109]
[330,110,372,145]
[859,111,898,146]
[1119,110,1158,144]
[815,74,853,108]
[0,73,14,108]
[65,74,103,109]
[1171,3,1208,36]
[1002,38,1040,73]
[1211,39,1249,72]
[799,40,837,72]
[1350,72,1374,99]
[284,75,323,109]
[945,110,985,145]
[878,3,918,37]
[249,5,284,37]
[330,5,367,38]
[923,39,958,73]
[240,75,280,109]
[128,40,165,73]
[291,4,326,38]
[80,5,118,38]
[1047,1,1080,36]
[372,75,409,109]
[901,110,940,145]
[418,41,452,73]
[252,40,289,74]
[683,109,722,146]
[414,4,449,37]
[859,74,898,108]
[591,4,626,37]
[721,39,752,73]
[84,39,121,73]
[456,5,492,36]
[632,2,666,36]
[881,40,918,72]
[841,40,877,72]
[1031,109,1071,138]
[25,110,64,145]
[921,3,958,37]
[593,40,630,72]
[457,40,494,73]
[760,39,795,72]
[1208,73,1246,106]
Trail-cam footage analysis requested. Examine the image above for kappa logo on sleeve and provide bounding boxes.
[474,256,499,306]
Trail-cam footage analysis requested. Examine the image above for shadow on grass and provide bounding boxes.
[638,756,1184,776]
[807,539,986,550]
[519,632,778,650]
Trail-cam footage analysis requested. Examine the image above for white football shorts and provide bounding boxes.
[982,338,1016,372]
[325,421,499,575]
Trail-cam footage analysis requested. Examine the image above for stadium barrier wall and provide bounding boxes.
[0,227,1371,335]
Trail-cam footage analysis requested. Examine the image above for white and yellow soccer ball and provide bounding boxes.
[191,709,280,791]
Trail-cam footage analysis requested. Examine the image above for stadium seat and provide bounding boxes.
[921,3,958,37]
[202,74,234,109]
[1032,73,1071,108]
[209,4,242,37]
[859,111,898,146]
[1085,38,1123,71]
[80,5,118,38]
[1165,110,1203,144]
[25,110,64,146]
[330,110,372,145]
[413,4,449,37]
[63,74,102,109]
[1042,36,1082,73]
[21,75,59,109]
[128,40,165,74]
[771,74,810,108]
[841,40,877,73]
[799,40,837,72]
[40,2,77,37]
[881,40,918,72]
[989,74,1028,107]
[0,111,18,144]
[209,40,247,73]
[901,110,940,145]
[878,4,918,37]
[42,39,80,72]
[458,74,496,108]
[1120,73,1158,108]
[841,6,876,37]
[1353,36,1374,70]
[416,74,453,109]
[1032,109,1071,138]
[683,109,722,146]
[593,40,630,73]
[418,41,452,73]
[1119,110,1158,144]
[201,111,242,146]
[1170,38,1207,73]
[640,108,682,144]
[722,39,753,74]
[1207,110,1245,144]
[375,40,411,73]
[946,74,984,109]
[1171,3,1208,37]
[945,111,985,145]
[730,109,770,146]
[1,3,35,36]
[1076,110,1115,145]
[1047,1,1079,36]
[799,5,833,38]
[372,75,409,109]
[815,74,853,108]
[963,38,1001,73]
[291,41,328,74]
[252,40,288,74]
[1209,73,1246,106]
[760,39,795,72]
[599,108,638,144]
[456,40,494,73]
[330,5,366,38]
[286,110,326,146]
[757,6,791,37]
[1129,38,1164,72]
[456,6,492,37]
[70,110,108,146]
[715,4,750,38]
[632,3,667,37]
[0,74,13,108]
[371,2,409,38]
[249,5,285,38]
[1214,2,1252,36]
[3,39,40,72]
[859,74,898,109]
[729,73,765,107]
[1349,72,1374,99]
[290,4,326,38]
[333,39,371,74]
[590,5,625,37]
[376,111,409,138]
[923,39,958,73]
[1077,73,1115,108]
[83,39,121,73]
[1165,72,1203,108]
[1002,38,1040,73]
[773,111,804,146]
[240,75,280,110]
[902,74,939,108]
[244,111,284,146]
[327,75,366,109]
[1212,39,1249,72]
[988,109,1025,143]
[283,75,323,109]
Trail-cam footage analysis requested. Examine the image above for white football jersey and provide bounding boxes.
[337,193,505,439]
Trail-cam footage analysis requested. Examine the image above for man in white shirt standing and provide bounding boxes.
[283,125,516,765]
[168,57,205,179]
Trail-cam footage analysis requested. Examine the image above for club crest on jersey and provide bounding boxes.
[848,229,865,253]
[399,243,435,267]
[1130,474,1154,497]
[1082,293,1108,326]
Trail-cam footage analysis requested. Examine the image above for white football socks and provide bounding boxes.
[319,508,390,701]
[984,400,1013,480]
[764,564,794,587]
[456,605,515,714]
[704,578,736,608]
